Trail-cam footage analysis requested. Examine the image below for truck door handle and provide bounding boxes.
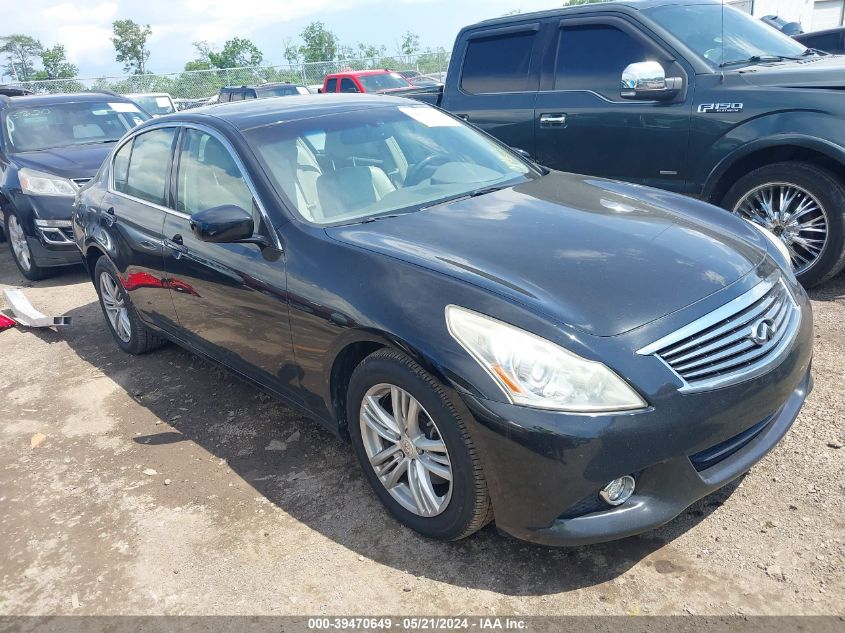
[164,235,188,254]
[539,113,567,127]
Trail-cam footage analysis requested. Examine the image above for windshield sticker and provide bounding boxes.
[698,103,744,114]
[155,97,171,108]
[398,106,460,128]
[109,102,140,113]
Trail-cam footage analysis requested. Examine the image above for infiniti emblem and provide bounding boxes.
[748,318,776,346]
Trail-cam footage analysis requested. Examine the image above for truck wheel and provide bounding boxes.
[4,209,53,281]
[721,162,845,287]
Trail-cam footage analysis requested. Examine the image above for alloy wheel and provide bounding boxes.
[359,383,453,517]
[8,215,32,272]
[99,271,132,343]
[732,182,828,275]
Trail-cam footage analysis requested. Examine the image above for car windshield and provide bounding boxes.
[4,101,147,152]
[357,73,412,92]
[131,95,174,115]
[645,4,808,67]
[262,86,311,97]
[246,104,535,225]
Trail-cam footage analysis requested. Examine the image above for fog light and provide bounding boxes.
[599,475,635,506]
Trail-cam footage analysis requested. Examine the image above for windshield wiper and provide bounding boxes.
[802,47,830,57]
[79,139,121,145]
[420,183,512,211]
[720,54,803,68]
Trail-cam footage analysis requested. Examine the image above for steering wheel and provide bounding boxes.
[404,154,452,186]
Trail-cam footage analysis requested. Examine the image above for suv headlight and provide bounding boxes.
[19,168,77,197]
[445,305,646,412]
[745,219,792,270]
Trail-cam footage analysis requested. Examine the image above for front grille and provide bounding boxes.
[638,274,799,392]
[689,415,774,471]
[71,178,91,188]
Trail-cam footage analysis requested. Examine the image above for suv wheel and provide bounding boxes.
[93,257,166,355]
[721,161,845,287]
[4,210,52,281]
[347,348,493,541]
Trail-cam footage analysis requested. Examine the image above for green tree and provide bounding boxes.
[34,44,78,80]
[0,34,43,81]
[298,21,339,63]
[398,31,420,58]
[283,37,302,65]
[111,19,152,74]
[208,37,263,68]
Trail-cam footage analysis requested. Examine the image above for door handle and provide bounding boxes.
[539,113,567,127]
[164,234,188,254]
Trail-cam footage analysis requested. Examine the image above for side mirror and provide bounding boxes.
[190,205,267,246]
[621,61,682,101]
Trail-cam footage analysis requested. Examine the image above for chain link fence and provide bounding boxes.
[7,51,450,106]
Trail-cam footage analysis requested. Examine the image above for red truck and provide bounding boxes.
[321,69,414,94]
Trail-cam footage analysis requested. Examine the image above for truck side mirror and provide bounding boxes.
[621,61,682,101]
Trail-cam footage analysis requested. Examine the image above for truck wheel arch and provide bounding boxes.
[704,136,845,206]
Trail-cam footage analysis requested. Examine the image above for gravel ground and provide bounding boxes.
[0,246,843,617]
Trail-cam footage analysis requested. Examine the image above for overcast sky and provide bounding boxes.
[4,0,559,78]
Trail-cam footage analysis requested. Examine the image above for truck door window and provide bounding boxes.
[340,78,359,93]
[460,30,536,94]
[555,24,650,98]
[325,78,338,93]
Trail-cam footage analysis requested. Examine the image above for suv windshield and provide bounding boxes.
[247,104,534,225]
[4,101,147,152]
[263,86,310,97]
[357,73,412,92]
[130,94,175,115]
[645,4,808,67]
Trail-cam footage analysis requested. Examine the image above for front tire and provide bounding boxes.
[721,161,845,287]
[93,257,166,355]
[347,349,493,541]
[4,209,53,281]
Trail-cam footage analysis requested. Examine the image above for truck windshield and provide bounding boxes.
[4,101,148,152]
[644,4,809,68]
[357,73,412,92]
[130,94,175,115]
[246,104,535,225]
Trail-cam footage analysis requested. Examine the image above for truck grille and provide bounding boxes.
[638,273,799,392]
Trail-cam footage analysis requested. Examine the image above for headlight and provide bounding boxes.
[745,220,792,268]
[445,305,646,412]
[19,168,77,197]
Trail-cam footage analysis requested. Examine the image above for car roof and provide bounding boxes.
[0,91,133,110]
[222,83,303,90]
[469,0,721,27]
[149,93,412,131]
[327,69,396,77]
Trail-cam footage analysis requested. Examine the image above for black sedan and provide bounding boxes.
[73,95,813,545]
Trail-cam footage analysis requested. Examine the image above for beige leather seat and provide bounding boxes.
[317,166,396,219]
[261,139,324,222]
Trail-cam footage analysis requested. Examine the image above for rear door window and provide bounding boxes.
[340,78,359,93]
[124,127,177,206]
[112,140,132,193]
[460,29,536,93]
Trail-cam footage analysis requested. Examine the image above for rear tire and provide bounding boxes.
[347,348,492,541]
[4,209,53,281]
[93,257,166,355]
[721,161,845,287]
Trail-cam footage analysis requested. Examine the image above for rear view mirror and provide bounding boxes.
[190,205,267,246]
[621,61,682,101]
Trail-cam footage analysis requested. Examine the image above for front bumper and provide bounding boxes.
[11,192,82,267]
[458,288,813,546]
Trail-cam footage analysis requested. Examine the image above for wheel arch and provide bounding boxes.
[704,136,845,205]
[328,329,454,439]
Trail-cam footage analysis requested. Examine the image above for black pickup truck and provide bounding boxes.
[412,0,845,286]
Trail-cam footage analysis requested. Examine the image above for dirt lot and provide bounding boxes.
[0,246,843,617]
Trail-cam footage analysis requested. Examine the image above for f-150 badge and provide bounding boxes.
[697,103,744,113]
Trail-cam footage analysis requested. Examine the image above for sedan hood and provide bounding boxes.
[326,173,767,336]
[739,55,845,88]
[11,143,114,180]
